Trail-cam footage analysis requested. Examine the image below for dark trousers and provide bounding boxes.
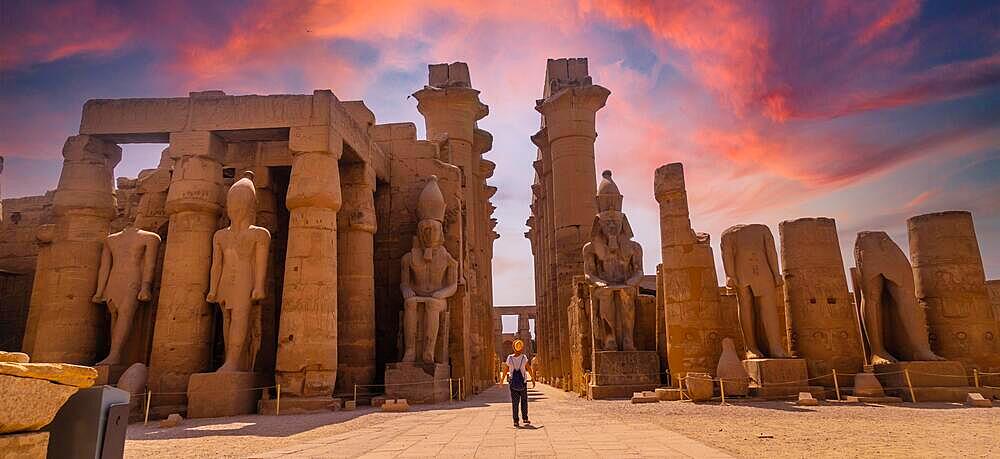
[510,387,528,422]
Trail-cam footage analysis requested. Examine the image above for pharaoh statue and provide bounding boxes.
[721,224,791,359]
[91,203,162,366]
[583,170,644,351]
[854,231,943,364]
[206,171,271,372]
[400,176,459,363]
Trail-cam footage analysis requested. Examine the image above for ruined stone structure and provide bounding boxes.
[525,58,609,389]
[491,305,536,361]
[1,62,498,415]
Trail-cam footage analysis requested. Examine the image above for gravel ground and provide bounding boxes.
[572,395,1000,458]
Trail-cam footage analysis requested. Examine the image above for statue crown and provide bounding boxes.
[596,169,623,213]
[417,175,446,222]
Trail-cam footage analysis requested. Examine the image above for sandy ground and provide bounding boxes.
[125,385,1000,458]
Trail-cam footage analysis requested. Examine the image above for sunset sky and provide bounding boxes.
[2,1,998,333]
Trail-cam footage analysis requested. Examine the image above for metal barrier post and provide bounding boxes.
[832,369,842,401]
[144,391,152,425]
[974,369,981,388]
[904,369,916,403]
[449,379,454,402]
[276,384,281,415]
[354,385,358,405]
[719,379,726,405]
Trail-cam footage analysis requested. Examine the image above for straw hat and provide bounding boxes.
[513,339,524,352]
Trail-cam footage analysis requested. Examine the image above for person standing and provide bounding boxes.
[501,339,535,428]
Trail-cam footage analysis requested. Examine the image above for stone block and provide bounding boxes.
[383,399,410,412]
[186,372,266,418]
[743,358,810,396]
[0,374,78,434]
[384,362,450,404]
[258,396,337,415]
[796,392,818,406]
[0,431,49,457]
[94,364,128,386]
[655,387,682,401]
[591,351,659,387]
[159,413,182,428]
[852,371,886,398]
[630,391,658,404]
[344,401,356,411]
[0,352,29,363]
[685,372,714,402]
[0,362,96,388]
[874,361,968,389]
[965,392,992,408]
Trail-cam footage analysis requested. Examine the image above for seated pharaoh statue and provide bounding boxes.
[206,171,272,373]
[721,224,791,360]
[400,175,459,363]
[854,231,943,364]
[583,170,643,352]
[92,206,162,367]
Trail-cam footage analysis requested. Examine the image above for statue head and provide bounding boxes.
[226,171,257,226]
[415,175,446,249]
[592,170,633,248]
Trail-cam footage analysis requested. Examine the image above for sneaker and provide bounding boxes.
[523,420,531,425]
[513,420,520,428]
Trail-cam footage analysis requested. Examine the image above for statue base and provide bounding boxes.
[587,351,659,400]
[873,361,980,402]
[743,358,823,399]
[94,364,129,386]
[258,396,341,415]
[384,362,450,404]
[186,372,266,418]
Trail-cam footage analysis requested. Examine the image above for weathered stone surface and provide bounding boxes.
[796,392,819,406]
[258,396,336,416]
[116,363,147,395]
[187,372,266,418]
[716,338,750,396]
[159,413,182,428]
[630,391,658,404]
[0,363,96,388]
[655,387,682,401]
[0,352,28,363]
[383,399,410,412]
[743,358,812,397]
[0,374,77,433]
[591,351,659,387]
[385,362,450,404]
[874,360,968,389]
[721,224,789,359]
[0,431,49,458]
[852,371,886,398]
[344,400,356,411]
[684,372,714,402]
[965,392,991,407]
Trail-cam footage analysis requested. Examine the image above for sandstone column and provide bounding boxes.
[779,217,864,386]
[147,131,223,407]
[535,74,609,389]
[908,211,1000,380]
[654,163,734,385]
[335,161,377,396]
[30,135,121,363]
[277,126,342,397]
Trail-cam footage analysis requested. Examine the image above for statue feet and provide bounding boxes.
[216,362,241,372]
[870,352,898,366]
[94,355,119,367]
[745,349,764,360]
[913,349,946,361]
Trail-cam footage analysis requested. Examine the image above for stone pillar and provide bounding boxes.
[277,125,342,397]
[30,135,120,363]
[779,217,864,387]
[335,161,377,396]
[517,314,532,355]
[147,132,223,408]
[908,211,1000,379]
[654,163,735,385]
[253,167,279,375]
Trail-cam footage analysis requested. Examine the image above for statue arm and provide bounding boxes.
[764,230,782,286]
[582,244,608,287]
[626,244,644,287]
[138,234,161,301]
[92,240,112,302]
[206,231,223,302]
[432,255,459,299]
[252,229,271,301]
[720,234,736,288]
[400,253,416,299]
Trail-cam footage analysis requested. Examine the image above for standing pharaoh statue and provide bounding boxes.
[400,176,459,363]
[206,172,271,372]
[583,170,644,351]
[92,207,162,366]
[721,224,791,359]
[854,231,943,364]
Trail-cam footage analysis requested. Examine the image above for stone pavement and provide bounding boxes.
[252,383,731,458]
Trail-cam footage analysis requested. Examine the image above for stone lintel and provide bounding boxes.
[289,125,343,157]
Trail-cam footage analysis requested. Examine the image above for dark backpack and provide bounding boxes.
[509,356,527,391]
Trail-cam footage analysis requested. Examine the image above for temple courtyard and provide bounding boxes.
[123,384,1000,458]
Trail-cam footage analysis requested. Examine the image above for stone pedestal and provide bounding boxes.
[0,432,49,457]
[186,372,265,418]
[874,360,978,402]
[743,358,820,398]
[384,362,450,404]
[94,364,129,386]
[258,396,339,415]
[587,351,659,400]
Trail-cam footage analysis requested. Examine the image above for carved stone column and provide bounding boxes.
[30,135,120,363]
[276,126,342,397]
[335,161,377,396]
[147,131,223,408]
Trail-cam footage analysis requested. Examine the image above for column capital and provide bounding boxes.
[165,131,224,215]
[534,85,610,142]
[653,162,686,203]
[473,128,493,156]
[61,135,122,165]
[413,86,488,143]
[479,159,496,179]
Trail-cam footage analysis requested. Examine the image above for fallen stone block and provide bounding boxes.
[966,392,992,408]
[655,387,682,401]
[685,373,714,402]
[0,362,97,388]
[382,399,410,412]
[344,401,356,411]
[0,374,78,434]
[796,392,818,406]
[0,352,29,363]
[630,391,658,404]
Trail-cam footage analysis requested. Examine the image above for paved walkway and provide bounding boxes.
[252,384,731,458]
